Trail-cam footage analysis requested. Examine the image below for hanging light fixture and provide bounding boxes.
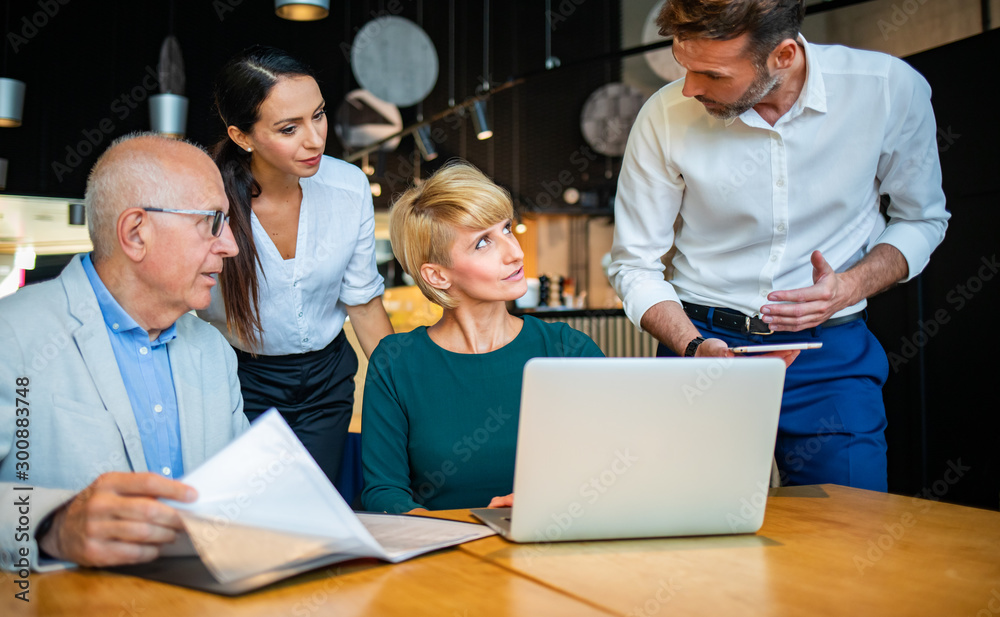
[1,7,25,128]
[0,78,25,128]
[412,2,438,163]
[471,100,492,141]
[149,92,187,138]
[361,152,374,176]
[474,0,493,141]
[150,8,187,138]
[415,125,438,161]
[68,202,87,226]
[275,0,329,21]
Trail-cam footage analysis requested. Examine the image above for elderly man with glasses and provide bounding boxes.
[0,133,248,571]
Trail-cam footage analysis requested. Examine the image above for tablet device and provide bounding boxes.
[730,342,823,354]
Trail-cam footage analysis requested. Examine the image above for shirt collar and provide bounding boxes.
[727,34,827,127]
[796,35,827,114]
[81,253,177,346]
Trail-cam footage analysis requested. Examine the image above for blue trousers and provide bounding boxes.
[657,313,889,491]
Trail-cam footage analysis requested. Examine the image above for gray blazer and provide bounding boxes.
[0,255,248,570]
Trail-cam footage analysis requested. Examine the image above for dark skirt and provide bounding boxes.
[234,331,359,487]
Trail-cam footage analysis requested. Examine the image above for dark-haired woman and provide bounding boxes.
[198,46,393,487]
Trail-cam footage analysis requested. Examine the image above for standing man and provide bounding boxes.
[1,133,247,570]
[609,0,949,490]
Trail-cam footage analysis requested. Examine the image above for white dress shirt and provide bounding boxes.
[200,155,385,355]
[610,37,949,329]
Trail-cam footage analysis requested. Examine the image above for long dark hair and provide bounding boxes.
[212,45,316,351]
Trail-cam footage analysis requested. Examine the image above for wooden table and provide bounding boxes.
[457,485,1000,616]
[3,485,998,616]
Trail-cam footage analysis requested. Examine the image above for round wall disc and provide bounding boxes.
[351,16,439,107]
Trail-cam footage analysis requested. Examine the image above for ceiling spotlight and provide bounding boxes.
[361,152,375,176]
[515,222,527,235]
[415,125,439,161]
[370,182,382,197]
[563,187,580,205]
[275,0,329,20]
[471,100,492,141]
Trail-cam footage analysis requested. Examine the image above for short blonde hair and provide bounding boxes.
[389,161,514,308]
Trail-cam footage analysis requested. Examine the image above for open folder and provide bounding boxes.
[108,409,495,595]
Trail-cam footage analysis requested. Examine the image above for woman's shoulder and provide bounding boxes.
[520,315,604,357]
[369,327,433,367]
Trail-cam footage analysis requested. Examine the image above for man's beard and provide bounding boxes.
[696,63,781,120]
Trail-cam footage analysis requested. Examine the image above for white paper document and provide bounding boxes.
[159,409,495,589]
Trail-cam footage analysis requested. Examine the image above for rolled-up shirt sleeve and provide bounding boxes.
[339,170,386,306]
[609,95,687,330]
[874,60,949,282]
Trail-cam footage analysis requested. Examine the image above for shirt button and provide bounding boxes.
[162,466,171,476]
[139,347,148,355]
[770,255,778,262]
[154,404,163,413]
[303,338,309,343]
[298,312,303,318]
[293,282,298,287]
[777,224,786,232]
[112,323,120,330]
[761,291,768,298]
[776,178,785,187]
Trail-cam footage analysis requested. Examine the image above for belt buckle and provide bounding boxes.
[747,315,774,336]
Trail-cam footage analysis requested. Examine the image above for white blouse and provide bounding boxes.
[200,156,385,355]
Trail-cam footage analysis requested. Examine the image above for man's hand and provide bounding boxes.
[693,338,734,359]
[761,251,858,332]
[640,301,799,367]
[38,472,197,567]
[695,337,799,368]
[487,494,514,508]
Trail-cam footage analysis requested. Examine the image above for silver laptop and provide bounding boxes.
[471,357,785,542]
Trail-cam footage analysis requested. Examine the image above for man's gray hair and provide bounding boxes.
[85,132,208,262]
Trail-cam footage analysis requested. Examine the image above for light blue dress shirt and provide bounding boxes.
[81,254,184,479]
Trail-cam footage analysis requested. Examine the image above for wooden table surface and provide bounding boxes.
[457,485,1000,616]
[0,550,614,617]
[3,485,998,616]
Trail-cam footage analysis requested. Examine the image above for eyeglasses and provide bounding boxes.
[142,207,229,237]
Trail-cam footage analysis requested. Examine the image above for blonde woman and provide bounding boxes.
[361,162,603,514]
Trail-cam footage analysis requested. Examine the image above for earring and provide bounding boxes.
[246,147,252,153]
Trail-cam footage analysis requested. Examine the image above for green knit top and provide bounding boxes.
[360,315,604,513]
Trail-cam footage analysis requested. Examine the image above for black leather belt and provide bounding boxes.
[682,302,862,336]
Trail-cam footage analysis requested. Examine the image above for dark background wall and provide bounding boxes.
[2,1,998,509]
[867,29,1000,511]
[0,0,621,209]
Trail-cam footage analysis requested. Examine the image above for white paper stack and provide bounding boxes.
[161,409,495,590]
